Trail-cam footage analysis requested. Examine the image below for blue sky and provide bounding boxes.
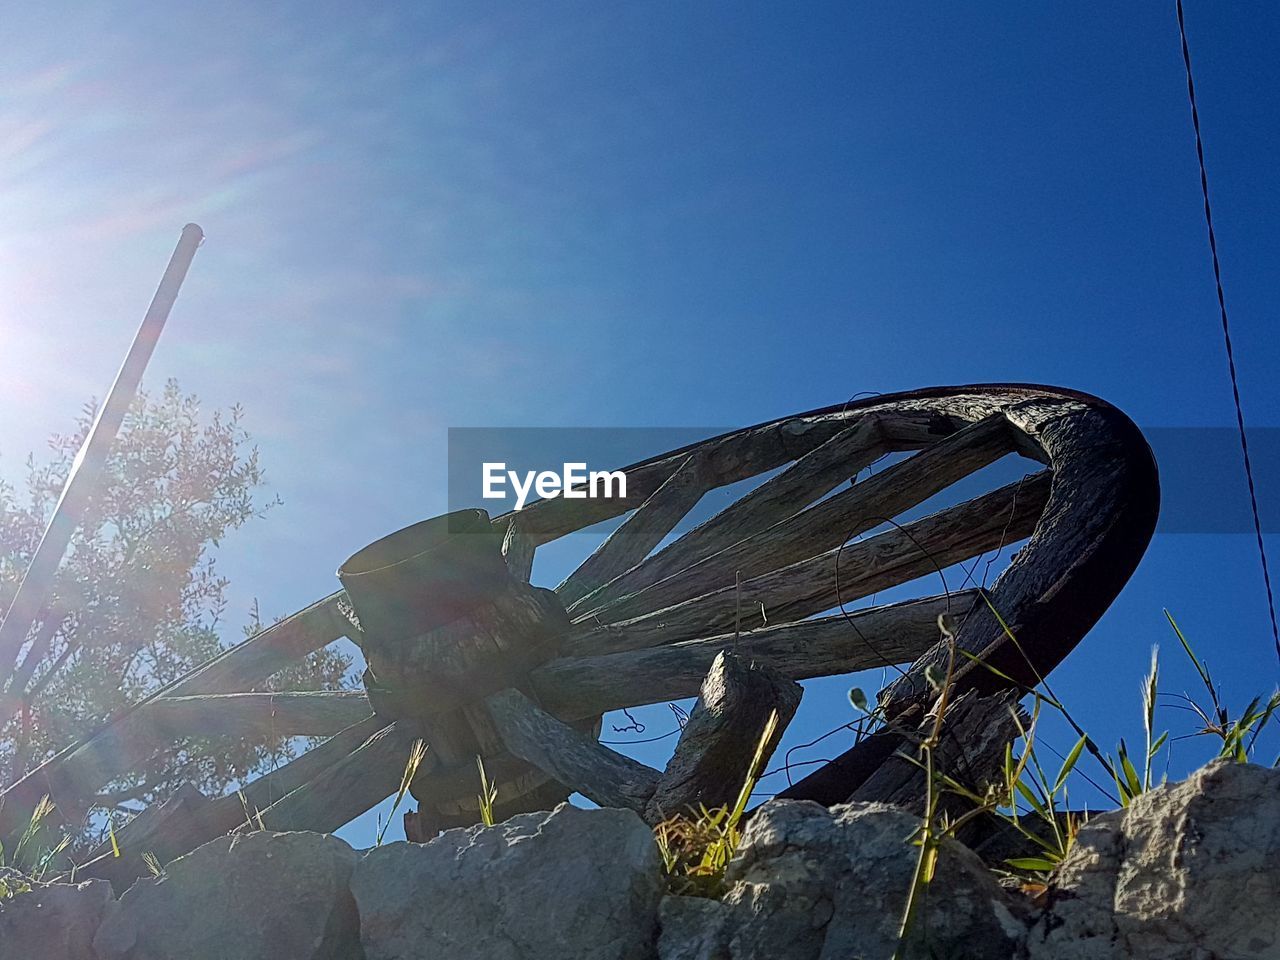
[2,2,1278,845]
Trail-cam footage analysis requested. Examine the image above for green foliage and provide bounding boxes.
[893,615,960,960]
[952,604,1273,863]
[654,709,778,898]
[1165,611,1280,764]
[893,602,1279,957]
[0,381,352,846]
[0,872,30,900]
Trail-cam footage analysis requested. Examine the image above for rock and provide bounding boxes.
[658,897,731,960]
[1029,759,1280,960]
[659,800,1027,960]
[0,876,112,959]
[353,802,663,960]
[93,830,361,960]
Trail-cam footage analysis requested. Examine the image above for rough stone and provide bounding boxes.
[93,829,362,960]
[657,896,731,960]
[659,799,1027,960]
[0,875,113,960]
[0,759,1264,960]
[1029,759,1280,960]
[353,802,663,960]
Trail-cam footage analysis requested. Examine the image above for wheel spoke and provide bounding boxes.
[576,413,1018,623]
[532,592,969,720]
[568,416,889,613]
[0,593,354,837]
[485,688,659,813]
[563,470,1049,656]
[145,691,373,740]
[557,454,706,607]
[243,720,424,835]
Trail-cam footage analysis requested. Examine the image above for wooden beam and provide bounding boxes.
[485,688,659,814]
[564,471,1049,658]
[75,714,391,886]
[144,691,373,740]
[78,783,211,891]
[557,454,706,607]
[531,592,968,720]
[170,595,352,697]
[582,414,1017,625]
[879,402,1160,715]
[646,652,801,824]
[244,720,424,835]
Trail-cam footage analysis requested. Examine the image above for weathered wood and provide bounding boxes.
[485,688,659,814]
[410,746,552,810]
[0,594,353,837]
[406,777,576,840]
[571,416,890,614]
[778,386,1158,806]
[564,472,1049,658]
[243,720,424,835]
[850,690,1025,813]
[407,713,602,816]
[582,414,1017,625]
[878,400,1160,715]
[531,592,969,720]
[75,714,392,886]
[558,454,706,608]
[646,652,801,824]
[362,582,570,720]
[502,517,537,582]
[78,783,211,890]
[174,595,355,696]
[486,416,856,546]
[1,383,1156,847]
[144,691,373,739]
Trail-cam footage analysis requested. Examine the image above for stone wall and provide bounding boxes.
[2,760,1275,959]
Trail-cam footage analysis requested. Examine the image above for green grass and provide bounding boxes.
[0,794,71,896]
[653,708,779,898]
[476,755,498,828]
[891,601,1280,957]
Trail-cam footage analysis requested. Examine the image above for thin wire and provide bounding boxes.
[779,720,861,787]
[599,728,678,746]
[833,504,962,683]
[1176,0,1280,665]
[610,707,646,735]
[956,473,1027,594]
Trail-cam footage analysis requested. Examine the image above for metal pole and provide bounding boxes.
[0,223,204,682]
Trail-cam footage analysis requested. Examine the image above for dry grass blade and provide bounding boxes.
[476,755,498,828]
[378,739,427,846]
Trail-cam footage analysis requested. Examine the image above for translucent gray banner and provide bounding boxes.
[447,426,1280,535]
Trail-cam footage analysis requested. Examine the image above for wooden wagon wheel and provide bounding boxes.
[0,383,1158,886]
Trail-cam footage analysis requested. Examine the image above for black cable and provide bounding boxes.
[1176,0,1280,666]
